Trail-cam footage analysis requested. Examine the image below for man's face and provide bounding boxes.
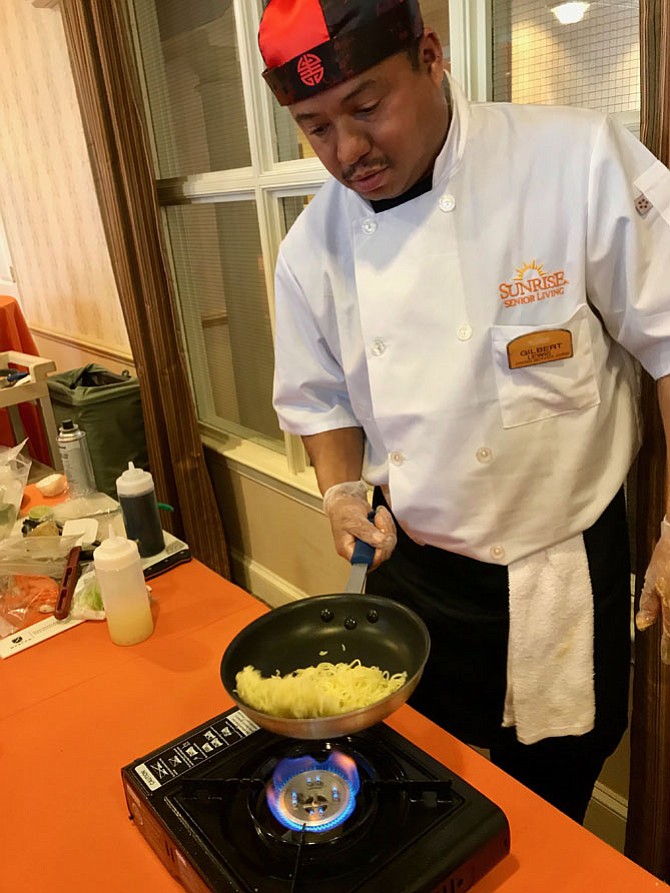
[289,31,449,201]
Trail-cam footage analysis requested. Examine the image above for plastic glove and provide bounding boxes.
[322,480,397,570]
[636,516,670,664]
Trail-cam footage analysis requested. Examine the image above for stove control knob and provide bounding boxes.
[344,617,357,630]
[366,609,379,623]
[320,609,334,622]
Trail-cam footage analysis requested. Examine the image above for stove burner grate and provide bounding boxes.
[180,769,463,892]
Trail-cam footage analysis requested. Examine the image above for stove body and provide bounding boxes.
[122,708,510,893]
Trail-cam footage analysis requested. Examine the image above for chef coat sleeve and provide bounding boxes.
[272,250,360,435]
[586,116,670,380]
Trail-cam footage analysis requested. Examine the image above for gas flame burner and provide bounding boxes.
[252,743,379,846]
[273,766,354,829]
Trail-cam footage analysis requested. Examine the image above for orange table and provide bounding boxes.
[1,560,666,893]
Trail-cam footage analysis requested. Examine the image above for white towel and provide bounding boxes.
[503,533,595,745]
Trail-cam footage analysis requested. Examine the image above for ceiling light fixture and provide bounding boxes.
[551,2,590,25]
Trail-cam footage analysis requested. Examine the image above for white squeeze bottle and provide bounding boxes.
[93,536,154,646]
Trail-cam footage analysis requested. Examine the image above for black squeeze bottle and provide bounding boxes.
[115,462,165,557]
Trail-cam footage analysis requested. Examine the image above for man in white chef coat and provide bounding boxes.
[260,0,670,822]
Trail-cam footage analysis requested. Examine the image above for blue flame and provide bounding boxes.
[267,751,360,833]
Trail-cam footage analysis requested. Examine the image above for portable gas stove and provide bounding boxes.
[122,708,510,893]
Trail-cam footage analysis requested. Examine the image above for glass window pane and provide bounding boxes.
[273,105,317,163]
[164,202,282,451]
[132,0,251,178]
[421,0,451,59]
[279,195,314,234]
[491,1,640,113]
[272,2,452,163]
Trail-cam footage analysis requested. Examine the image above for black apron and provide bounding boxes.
[369,487,631,752]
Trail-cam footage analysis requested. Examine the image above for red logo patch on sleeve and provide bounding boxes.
[635,194,652,217]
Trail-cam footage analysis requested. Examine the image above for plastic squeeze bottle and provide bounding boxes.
[93,536,154,645]
[115,462,165,557]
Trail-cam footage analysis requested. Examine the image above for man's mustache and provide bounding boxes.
[343,158,389,181]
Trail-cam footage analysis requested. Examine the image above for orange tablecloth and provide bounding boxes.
[1,560,666,893]
[0,293,52,464]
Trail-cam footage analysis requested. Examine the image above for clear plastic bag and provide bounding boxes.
[0,440,32,540]
[52,491,125,540]
[70,569,105,621]
[0,534,80,576]
[0,573,60,636]
[0,535,80,636]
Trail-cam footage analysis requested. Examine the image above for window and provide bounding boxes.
[491,0,640,131]
[129,0,285,456]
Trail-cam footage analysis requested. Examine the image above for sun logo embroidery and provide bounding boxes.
[297,53,325,87]
[498,259,569,308]
[515,260,545,280]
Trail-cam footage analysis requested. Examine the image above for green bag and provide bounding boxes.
[47,364,148,497]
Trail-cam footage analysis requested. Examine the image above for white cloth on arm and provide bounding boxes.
[503,533,595,745]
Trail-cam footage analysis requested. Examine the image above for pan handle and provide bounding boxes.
[345,511,376,593]
[352,510,377,566]
[351,537,375,566]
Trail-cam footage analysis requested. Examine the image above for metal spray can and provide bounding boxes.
[57,419,96,497]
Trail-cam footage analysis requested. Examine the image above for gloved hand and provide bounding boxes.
[322,481,397,570]
[636,516,670,664]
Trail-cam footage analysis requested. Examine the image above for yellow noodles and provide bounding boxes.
[235,659,407,718]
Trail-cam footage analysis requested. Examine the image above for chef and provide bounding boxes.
[260,0,670,822]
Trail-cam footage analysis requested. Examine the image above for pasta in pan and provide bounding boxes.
[235,659,407,718]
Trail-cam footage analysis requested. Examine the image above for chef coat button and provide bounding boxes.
[490,544,505,561]
[389,450,405,466]
[457,324,472,341]
[439,194,456,212]
[362,218,377,234]
[371,339,386,356]
[476,447,493,463]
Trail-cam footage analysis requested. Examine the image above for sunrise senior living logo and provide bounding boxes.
[499,260,569,308]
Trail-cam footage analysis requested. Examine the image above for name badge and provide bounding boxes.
[507,329,573,369]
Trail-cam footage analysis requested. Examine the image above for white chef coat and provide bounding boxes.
[272,74,670,565]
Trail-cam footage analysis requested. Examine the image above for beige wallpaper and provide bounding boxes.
[0,0,130,356]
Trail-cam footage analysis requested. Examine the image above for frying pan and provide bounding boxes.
[220,537,430,739]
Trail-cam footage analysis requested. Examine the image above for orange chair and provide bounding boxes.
[0,295,61,469]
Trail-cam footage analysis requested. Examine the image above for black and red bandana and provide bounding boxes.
[259,0,424,106]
